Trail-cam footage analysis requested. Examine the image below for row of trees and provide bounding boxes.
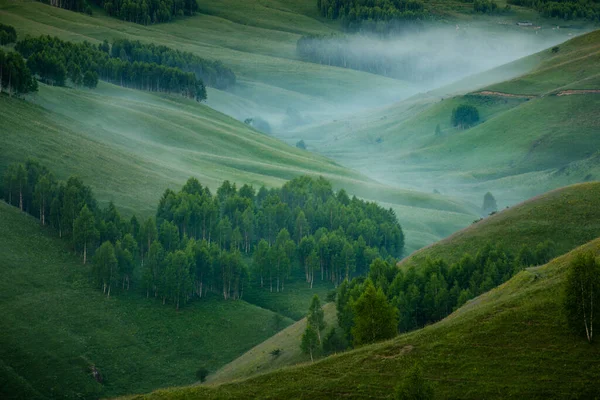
[336,241,556,346]
[296,34,447,81]
[508,0,599,21]
[317,0,426,24]
[15,35,206,100]
[2,161,404,309]
[91,0,198,24]
[36,0,93,15]
[0,49,38,96]
[0,23,17,45]
[111,39,236,89]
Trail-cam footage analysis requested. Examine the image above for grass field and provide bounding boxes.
[0,201,298,399]
[129,232,600,399]
[206,302,338,385]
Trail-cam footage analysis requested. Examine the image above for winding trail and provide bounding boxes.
[473,89,600,98]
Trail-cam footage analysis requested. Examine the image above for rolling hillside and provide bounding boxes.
[0,201,296,399]
[402,181,600,268]
[206,302,338,385]
[288,29,600,208]
[127,224,600,399]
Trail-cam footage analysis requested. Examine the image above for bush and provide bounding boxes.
[195,367,209,382]
[395,363,435,400]
[451,104,480,129]
[296,140,307,150]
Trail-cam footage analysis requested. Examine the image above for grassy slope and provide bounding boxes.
[401,181,600,267]
[206,303,338,385]
[290,29,600,207]
[129,234,600,400]
[0,201,297,399]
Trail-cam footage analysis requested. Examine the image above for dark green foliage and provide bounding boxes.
[451,104,480,129]
[482,192,497,215]
[351,279,398,346]
[300,324,320,361]
[337,242,556,339]
[552,46,560,53]
[36,0,91,14]
[296,140,307,150]
[395,363,435,400]
[0,23,17,45]
[269,348,282,357]
[0,50,38,95]
[16,35,207,100]
[82,70,98,88]
[196,367,209,382]
[92,0,198,24]
[508,0,600,21]
[307,295,326,342]
[322,327,347,354]
[110,39,236,89]
[2,161,404,311]
[317,0,426,31]
[434,124,441,136]
[564,252,600,343]
[473,0,499,13]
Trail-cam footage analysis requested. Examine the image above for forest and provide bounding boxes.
[0,49,38,96]
[111,39,236,89]
[335,240,556,347]
[15,35,207,101]
[1,161,404,310]
[35,0,93,15]
[508,0,599,21]
[92,0,198,24]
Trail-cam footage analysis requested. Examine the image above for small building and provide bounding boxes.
[517,21,533,26]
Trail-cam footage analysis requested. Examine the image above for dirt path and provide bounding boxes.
[556,89,600,96]
[474,91,536,99]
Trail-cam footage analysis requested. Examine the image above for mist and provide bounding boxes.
[251,24,576,132]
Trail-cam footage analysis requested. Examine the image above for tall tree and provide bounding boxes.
[73,205,98,264]
[93,241,118,297]
[351,279,398,346]
[564,252,600,343]
[300,323,320,362]
[307,295,326,343]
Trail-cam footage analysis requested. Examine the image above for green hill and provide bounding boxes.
[0,200,297,399]
[205,302,338,385]
[126,227,600,399]
[290,29,600,208]
[402,181,600,268]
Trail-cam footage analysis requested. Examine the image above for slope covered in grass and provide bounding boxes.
[128,238,600,399]
[0,201,295,399]
[206,303,338,385]
[290,29,600,207]
[402,182,600,268]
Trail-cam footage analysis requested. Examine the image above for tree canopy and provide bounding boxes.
[451,104,480,129]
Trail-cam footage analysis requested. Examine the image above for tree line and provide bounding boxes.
[0,49,38,96]
[508,0,599,21]
[2,161,404,310]
[335,240,556,347]
[15,35,207,100]
[297,34,445,82]
[317,0,426,23]
[35,0,93,15]
[0,23,17,45]
[110,38,236,89]
[92,0,198,24]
